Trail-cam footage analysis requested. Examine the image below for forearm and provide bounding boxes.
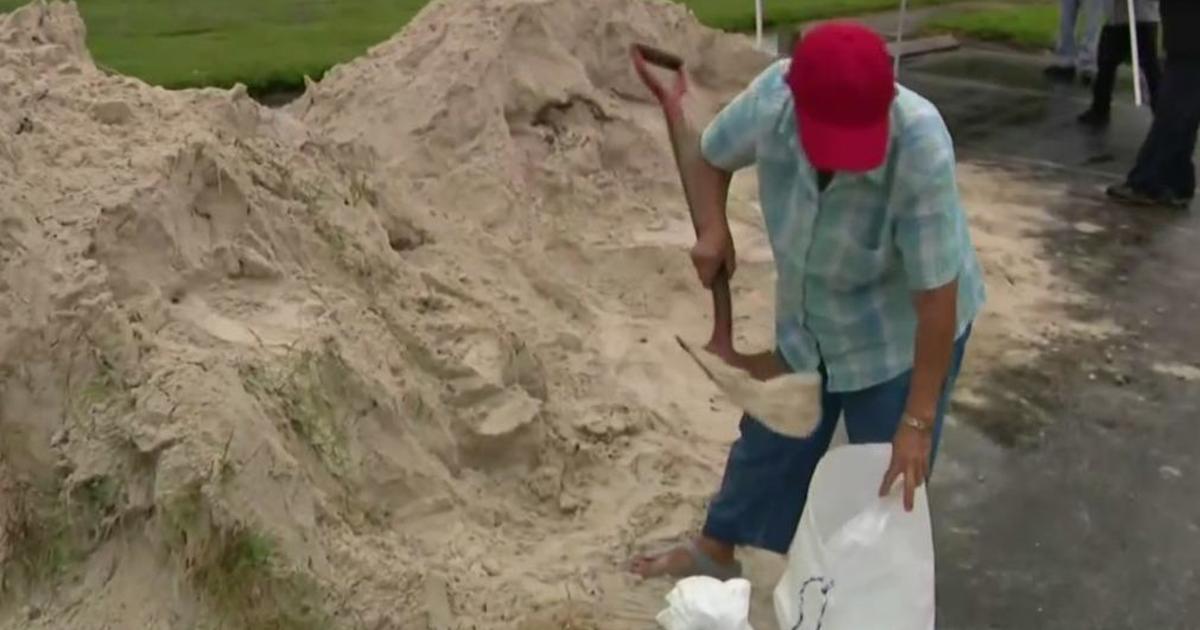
[692,157,734,238]
[665,104,734,240]
[905,281,958,422]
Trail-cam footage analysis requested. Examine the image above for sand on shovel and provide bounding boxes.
[676,337,822,438]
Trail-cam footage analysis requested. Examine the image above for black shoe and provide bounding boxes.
[1106,183,1187,208]
[1044,65,1076,82]
[1077,108,1110,128]
[1165,195,1193,210]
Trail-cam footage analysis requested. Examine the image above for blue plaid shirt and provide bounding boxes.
[701,59,986,392]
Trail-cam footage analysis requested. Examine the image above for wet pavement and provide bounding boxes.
[900,49,1199,629]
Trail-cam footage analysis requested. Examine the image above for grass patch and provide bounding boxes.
[679,0,964,32]
[1,475,124,589]
[1,482,78,587]
[0,0,430,93]
[194,526,330,630]
[0,0,973,95]
[161,489,331,629]
[924,3,1059,49]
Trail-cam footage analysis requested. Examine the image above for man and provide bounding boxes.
[1077,0,1161,128]
[1045,0,1107,83]
[1107,0,1200,208]
[630,22,986,579]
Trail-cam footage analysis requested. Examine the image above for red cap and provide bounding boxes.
[786,21,895,172]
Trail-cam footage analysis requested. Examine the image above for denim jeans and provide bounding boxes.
[1054,0,1106,73]
[702,325,972,554]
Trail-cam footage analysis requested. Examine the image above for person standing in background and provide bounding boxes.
[1077,0,1161,128]
[1107,0,1200,209]
[1045,0,1106,84]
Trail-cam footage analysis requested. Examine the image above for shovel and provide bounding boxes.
[630,43,821,438]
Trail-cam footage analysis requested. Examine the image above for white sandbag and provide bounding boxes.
[656,576,755,630]
[774,444,935,630]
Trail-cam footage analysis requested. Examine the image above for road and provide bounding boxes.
[903,48,1200,629]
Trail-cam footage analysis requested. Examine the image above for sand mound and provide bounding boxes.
[0,1,772,628]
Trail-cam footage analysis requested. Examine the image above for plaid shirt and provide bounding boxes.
[701,59,986,392]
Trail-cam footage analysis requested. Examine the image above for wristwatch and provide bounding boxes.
[902,412,934,433]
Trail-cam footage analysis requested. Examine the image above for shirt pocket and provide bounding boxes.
[813,235,894,292]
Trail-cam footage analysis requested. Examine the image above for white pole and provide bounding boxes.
[894,0,908,78]
[755,0,764,50]
[1127,0,1143,106]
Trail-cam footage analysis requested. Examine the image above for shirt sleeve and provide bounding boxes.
[699,61,781,172]
[892,110,964,291]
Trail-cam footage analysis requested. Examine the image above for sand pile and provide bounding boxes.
[0,0,1115,628]
[0,1,773,628]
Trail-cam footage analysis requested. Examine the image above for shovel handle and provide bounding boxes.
[632,43,683,71]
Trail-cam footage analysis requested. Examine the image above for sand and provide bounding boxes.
[0,1,1119,628]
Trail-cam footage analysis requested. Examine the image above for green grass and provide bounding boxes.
[0,0,430,92]
[925,3,1059,49]
[681,0,963,32]
[0,0,972,95]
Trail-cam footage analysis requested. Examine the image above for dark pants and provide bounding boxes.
[1091,23,1161,115]
[1127,56,1200,200]
[702,326,972,555]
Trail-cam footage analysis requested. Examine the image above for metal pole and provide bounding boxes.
[894,0,908,78]
[1127,0,1143,106]
[756,0,764,50]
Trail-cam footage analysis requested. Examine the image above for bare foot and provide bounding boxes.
[629,546,696,579]
[628,539,740,579]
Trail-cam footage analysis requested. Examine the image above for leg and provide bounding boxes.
[1076,0,1107,77]
[630,380,842,577]
[840,325,972,471]
[1124,58,1200,202]
[1081,26,1123,125]
[1047,0,1081,79]
[1053,0,1081,65]
[1163,59,1200,201]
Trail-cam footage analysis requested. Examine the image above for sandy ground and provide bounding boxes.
[0,1,1126,628]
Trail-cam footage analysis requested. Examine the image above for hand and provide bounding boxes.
[690,227,736,289]
[630,46,688,115]
[879,421,932,512]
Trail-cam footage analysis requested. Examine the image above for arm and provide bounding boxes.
[905,281,958,424]
[880,109,965,511]
[688,60,782,285]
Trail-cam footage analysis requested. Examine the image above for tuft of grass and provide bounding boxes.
[160,489,332,629]
[1,482,78,586]
[193,525,331,630]
[0,475,123,589]
[924,4,1060,49]
[238,348,355,474]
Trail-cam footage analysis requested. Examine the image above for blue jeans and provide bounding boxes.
[702,325,972,555]
[1054,0,1105,73]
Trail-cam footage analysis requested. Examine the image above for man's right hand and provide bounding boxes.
[690,226,736,288]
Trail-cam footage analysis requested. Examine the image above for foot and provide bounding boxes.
[1076,108,1109,128]
[629,539,740,579]
[1106,183,1184,208]
[1043,65,1076,82]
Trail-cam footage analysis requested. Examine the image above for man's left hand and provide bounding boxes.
[879,420,932,512]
